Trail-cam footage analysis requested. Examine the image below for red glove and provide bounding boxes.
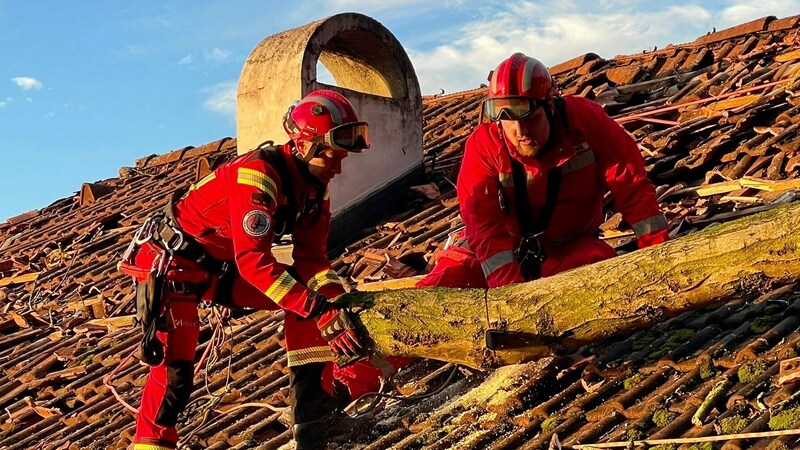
[314,305,367,358]
[637,228,670,248]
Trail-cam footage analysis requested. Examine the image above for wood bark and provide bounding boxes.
[350,202,800,369]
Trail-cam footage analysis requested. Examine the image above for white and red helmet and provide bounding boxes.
[283,89,370,159]
[485,53,557,121]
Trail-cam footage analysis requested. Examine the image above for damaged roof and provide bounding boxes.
[1,14,800,450]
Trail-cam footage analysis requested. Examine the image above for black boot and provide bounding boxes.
[289,363,370,450]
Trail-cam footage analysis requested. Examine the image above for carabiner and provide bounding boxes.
[152,249,174,278]
[135,217,158,245]
[122,219,155,262]
[165,227,184,251]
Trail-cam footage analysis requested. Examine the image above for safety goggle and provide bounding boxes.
[308,121,371,152]
[484,96,539,121]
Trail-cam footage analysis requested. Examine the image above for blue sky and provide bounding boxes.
[1,0,798,221]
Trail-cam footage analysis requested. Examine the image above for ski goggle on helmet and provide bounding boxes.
[283,90,371,153]
[484,53,556,121]
[484,96,541,121]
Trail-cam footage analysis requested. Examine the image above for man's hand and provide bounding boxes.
[314,306,367,358]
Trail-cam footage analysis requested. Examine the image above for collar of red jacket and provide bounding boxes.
[284,141,327,190]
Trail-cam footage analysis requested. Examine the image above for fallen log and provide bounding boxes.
[350,201,800,369]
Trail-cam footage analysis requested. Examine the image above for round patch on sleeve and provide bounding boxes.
[242,210,271,237]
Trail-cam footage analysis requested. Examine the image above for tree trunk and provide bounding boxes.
[355,201,800,369]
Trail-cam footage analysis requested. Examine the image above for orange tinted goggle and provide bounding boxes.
[309,122,370,152]
[485,97,539,121]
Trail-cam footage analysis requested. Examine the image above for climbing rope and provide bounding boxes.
[104,304,234,417]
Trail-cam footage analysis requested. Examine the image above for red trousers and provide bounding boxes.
[129,243,397,449]
[418,235,617,288]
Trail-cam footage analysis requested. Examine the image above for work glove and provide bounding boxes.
[315,305,367,358]
[311,291,373,358]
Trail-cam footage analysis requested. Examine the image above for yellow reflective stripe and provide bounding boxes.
[287,346,334,367]
[324,189,330,201]
[307,269,341,291]
[498,173,513,187]
[265,271,297,305]
[133,444,175,450]
[237,168,278,201]
[192,172,216,190]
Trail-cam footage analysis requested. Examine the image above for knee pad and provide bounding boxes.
[155,360,194,427]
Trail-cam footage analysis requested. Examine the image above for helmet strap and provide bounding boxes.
[293,140,322,163]
[305,143,323,162]
[541,100,560,149]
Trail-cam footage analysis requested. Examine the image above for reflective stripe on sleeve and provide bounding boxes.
[561,149,596,174]
[307,269,341,291]
[287,346,335,367]
[133,444,176,450]
[237,167,278,201]
[632,214,669,237]
[265,271,297,305]
[498,173,513,187]
[189,173,216,191]
[480,250,516,277]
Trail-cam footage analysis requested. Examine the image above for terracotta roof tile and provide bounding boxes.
[694,16,776,46]
[549,53,602,77]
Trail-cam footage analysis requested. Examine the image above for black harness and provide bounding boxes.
[503,97,568,280]
[132,144,323,365]
[244,145,313,241]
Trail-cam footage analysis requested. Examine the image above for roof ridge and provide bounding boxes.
[132,137,236,170]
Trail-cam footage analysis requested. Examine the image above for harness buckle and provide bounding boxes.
[163,227,184,251]
[515,232,546,280]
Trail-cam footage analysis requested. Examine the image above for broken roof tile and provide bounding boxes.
[549,52,602,76]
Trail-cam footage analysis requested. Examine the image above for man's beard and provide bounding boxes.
[517,139,543,157]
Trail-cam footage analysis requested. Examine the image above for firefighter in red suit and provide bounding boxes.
[124,90,382,450]
[419,53,669,289]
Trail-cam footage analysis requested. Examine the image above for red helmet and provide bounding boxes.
[283,89,370,159]
[485,53,557,121]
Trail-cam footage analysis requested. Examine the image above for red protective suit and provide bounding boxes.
[130,144,389,449]
[419,96,668,289]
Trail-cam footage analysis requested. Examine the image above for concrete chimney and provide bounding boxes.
[237,13,423,251]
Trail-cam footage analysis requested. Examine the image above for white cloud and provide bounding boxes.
[405,2,722,94]
[0,97,11,108]
[202,80,237,118]
[178,54,193,65]
[204,47,231,63]
[11,76,43,91]
[719,0,800,28]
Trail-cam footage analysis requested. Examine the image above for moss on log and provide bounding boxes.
[353,201,800,369]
